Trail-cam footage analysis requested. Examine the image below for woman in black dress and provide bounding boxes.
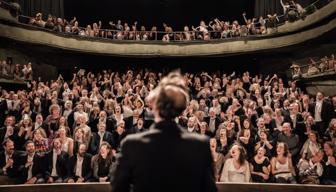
[250,146,270,183]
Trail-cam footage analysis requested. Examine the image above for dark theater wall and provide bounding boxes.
[17,0,64,18]
[63,0,255,30]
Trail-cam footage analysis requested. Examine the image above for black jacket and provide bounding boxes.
[309,100,333,122]
[0,150,21,177]
[18,152,46,182]
[45,150,69,179]
[68,153,92,181]
[111,120,217,192]
[89,131,114,154]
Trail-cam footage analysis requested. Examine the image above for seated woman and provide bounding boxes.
[297,150,324,184]
[92,142,114,182]
[300,131,321,160]
[33,128,49,155]
[250,146,270,183]
[220,144,251,182]
[57,126,74,156]
[271,142,296,183]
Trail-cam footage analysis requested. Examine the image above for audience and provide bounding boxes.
[0,55,335,185]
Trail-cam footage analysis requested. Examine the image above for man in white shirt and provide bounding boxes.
[46,138,69,183]
[67,143,92,183]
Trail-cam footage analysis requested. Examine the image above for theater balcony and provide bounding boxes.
[0,0,336,57]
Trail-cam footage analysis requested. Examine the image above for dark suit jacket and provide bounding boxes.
[309,100,333,122]
[18,153,46,181]
[89,131,114,154]
[111,120,217,192]
[204,116,222,137]
[45,150,69,179]
[68,153,92,181]
[0,151,20,177]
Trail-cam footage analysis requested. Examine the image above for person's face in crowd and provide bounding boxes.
[80,116,87,125]
[59,128,66,138]
[290,103,299,114]
[312,151,324,163]
[78,144,86,157]
[243,119,250,129]
[187,118,195,128]
[226,121,234,131]
[117,122,125,133]
[210,138,217,149]
[34,130,43,141]
[59,116,66,125]
[283,100,290,108]
[53,139,62,150]
[23,118,30,126]
[306,115,314,124]
[4,140,14,155]
[199,99,206,107]
[200,122,207,133]
[5,117,14,126]
[259,131,267,141]
[52,107,60,116]
[219,128,226,138]
[276,143,285,156]
[316,92,323,101]
[100,145,108,159]
[26,142,35,154]
[75,129,84,140]
[231,145,240,160]
[137,119,144,128]
[209,109,216,118]
[257,147,266,158]
[98,123,106,132]
[308,132,317,142]
[282,123,291,135]
[77,104,83,112]
[35,115,43,124]
[115,106,121,114]
[257,119,265,129]
[324,143,334,156]
[99,111,107,119]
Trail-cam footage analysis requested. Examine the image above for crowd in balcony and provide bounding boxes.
[22,0,312,42]
[0,57,33,81]
[290,54,336,78]
[0,59,335,185]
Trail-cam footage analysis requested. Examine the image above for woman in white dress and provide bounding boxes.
[220,144,251,182]
[57,126,74,156]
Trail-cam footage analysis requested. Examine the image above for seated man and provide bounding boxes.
[18,140,46,184]
[45,138,69,183]
[0,139,20,184]
[67,143,92,183]
[89,122,114,155]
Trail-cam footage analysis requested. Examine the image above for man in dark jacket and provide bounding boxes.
[67,143,92,183]
[18,140,46,184]
[309,92,333,137]
[45,138,69,183]
[111,72,217,192]
[0,139,20,184]
[89,122,114,154]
